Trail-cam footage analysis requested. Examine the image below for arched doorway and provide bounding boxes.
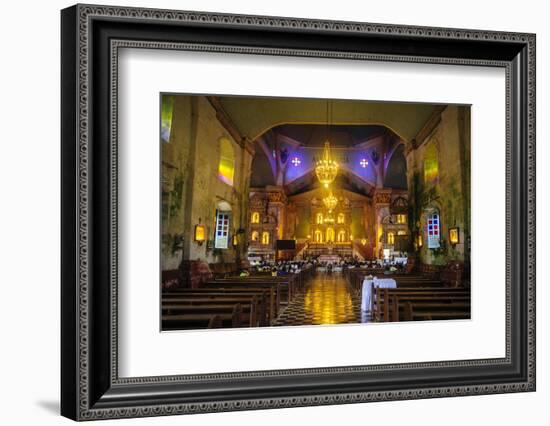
[314,229,323,243]
[337,229,346,242]
[214,200,232,249]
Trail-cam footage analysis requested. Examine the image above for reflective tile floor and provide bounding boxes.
[272,272,363,326]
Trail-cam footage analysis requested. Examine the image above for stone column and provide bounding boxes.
[373,189,392,258]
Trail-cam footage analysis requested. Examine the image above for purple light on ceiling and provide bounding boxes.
[291,157,301,167]
[360,158,369,168]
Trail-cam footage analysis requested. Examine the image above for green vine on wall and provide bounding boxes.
[169,175,184,218]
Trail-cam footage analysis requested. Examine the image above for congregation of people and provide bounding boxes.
[246,253,410,277]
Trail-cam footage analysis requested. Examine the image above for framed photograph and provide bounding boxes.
[61,3,536,421]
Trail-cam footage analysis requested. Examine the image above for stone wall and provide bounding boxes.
[406,105,471,265]
[161,96,193,270]
[161,96,253,273]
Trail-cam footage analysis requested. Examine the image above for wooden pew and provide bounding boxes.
[347,269,434,296]
[208,315,223,329]
[373,286,470,319]
[373,287,470,322]
[392,297,470,322]
[201,280,282,316]
[215,275,297,303]
[230,265,315,298]
[163,289,270,324]
[404,301,471,321]
[162,303,258,327]
[162,292,260,327]
[162,304,242,330]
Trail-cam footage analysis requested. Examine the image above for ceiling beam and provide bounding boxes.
[411,105,447,149]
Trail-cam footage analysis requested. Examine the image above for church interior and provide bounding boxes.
[161,95,471,331]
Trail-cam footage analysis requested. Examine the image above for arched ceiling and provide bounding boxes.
[248,122,407,196]
[383,145,408,190]
[216,96,438,142]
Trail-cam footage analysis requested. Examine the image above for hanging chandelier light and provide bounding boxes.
[323,191,338,211]
[316,141,339,188]
[315,100,339,188]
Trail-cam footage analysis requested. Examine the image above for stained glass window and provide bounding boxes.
[160,95,174,143]
[218,138,235,186]
[424,143,439,185]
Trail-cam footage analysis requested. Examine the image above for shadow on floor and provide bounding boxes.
[35,400,59,415]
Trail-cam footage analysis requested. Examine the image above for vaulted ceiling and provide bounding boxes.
[211,95,437,197]
[217,96,439,142]
[249,122,407,196]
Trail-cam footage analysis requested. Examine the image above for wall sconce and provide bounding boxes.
[361,238,367,246]
[417,233,423,248]
[194,219,206,245]
[232,233,239,247]
[449,227,460,245]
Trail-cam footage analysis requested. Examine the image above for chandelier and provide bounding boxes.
[323,191,338,211]
[315,141,339,188]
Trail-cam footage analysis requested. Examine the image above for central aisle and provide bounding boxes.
[273,272,361,326]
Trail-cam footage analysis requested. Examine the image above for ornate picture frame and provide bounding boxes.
[61,4,535,421]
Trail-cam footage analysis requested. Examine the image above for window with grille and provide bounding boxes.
[427,212,441,248]
[215,210,231,249]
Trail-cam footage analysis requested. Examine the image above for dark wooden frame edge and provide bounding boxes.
[61,3,536,421]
